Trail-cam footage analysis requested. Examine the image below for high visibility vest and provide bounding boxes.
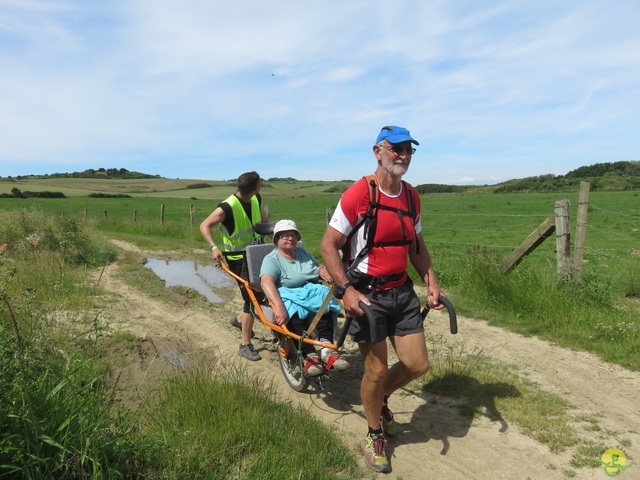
[219,194,261,261]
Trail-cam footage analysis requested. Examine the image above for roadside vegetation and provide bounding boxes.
[1,167,638,477]
[0,210,361,479]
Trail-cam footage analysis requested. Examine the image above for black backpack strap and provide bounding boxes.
[346,176,378,273]
[404,181,419,255]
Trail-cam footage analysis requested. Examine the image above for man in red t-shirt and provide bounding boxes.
[321,125,444,474]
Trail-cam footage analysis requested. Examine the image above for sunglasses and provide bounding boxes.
[277,232,298,240]
[381,144,416,155]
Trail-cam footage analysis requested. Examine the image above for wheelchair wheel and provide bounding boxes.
[276,333,308,392]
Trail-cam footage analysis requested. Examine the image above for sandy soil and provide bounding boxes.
[99,241,640,479]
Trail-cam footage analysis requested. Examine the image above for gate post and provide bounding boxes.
[574,182,590,281]
[555,200,571,278]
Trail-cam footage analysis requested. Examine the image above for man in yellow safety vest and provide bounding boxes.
[200,171,270,361]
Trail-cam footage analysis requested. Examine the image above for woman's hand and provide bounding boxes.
[273,306,288,325]
[318,264,334,284]
[260,274,288,325]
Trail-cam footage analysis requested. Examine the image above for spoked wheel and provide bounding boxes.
[276,333,308,392]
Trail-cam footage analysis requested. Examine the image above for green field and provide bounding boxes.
[1,178,637,276]
[1,178,637,281]
[2,177,639,370]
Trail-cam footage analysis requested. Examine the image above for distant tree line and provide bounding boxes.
[1,188,66,198]
[88,193,132,198]
[414,184,471,194]
[493,161,639,193]
[266,177,298,183]
[1,168,161,181]
[564,161,640,178]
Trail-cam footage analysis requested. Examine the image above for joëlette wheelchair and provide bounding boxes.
[218,222,458,393]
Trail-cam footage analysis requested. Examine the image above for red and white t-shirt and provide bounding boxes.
[329,177,422,289]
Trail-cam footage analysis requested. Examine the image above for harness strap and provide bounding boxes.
[345,175,418,274]
[365,271,406,285]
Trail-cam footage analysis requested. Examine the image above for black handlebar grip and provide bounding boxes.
[360,294,458,342]
[357,301,385,344]
[421,295,458,334]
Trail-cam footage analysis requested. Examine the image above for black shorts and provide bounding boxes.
[349,279,423,344]
[227,257,268,313]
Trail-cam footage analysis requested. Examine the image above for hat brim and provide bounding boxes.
[384,134,419,145]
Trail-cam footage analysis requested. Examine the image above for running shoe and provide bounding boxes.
[238,343,261,361]
[381,402,397,437]
[361,432,390,473]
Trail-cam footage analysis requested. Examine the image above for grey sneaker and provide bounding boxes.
[238,343,261,361]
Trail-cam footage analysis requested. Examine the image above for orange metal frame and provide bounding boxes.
[218,258,346,351]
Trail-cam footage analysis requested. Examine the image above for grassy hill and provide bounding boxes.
[414,161,640,194]
[0,176,355,200]
[1,161,638,198]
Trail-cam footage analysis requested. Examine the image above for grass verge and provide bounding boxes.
[0,209,362,479]
[136,358,360,479]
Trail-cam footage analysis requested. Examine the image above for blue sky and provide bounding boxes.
[1,1,639,185]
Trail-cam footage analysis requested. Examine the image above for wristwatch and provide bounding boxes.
[334,282,352,299]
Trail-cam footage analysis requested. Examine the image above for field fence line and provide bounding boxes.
[427,239,520,250]
[425,213,549,217]
[586,223,639,249]
[590,203,640,219]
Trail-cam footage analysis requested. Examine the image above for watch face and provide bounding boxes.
[334,283,350,299]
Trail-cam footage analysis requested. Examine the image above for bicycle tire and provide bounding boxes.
[277,333,309,392]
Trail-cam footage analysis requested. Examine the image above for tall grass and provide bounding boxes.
[138,360,360,479]
[0,211,133,478]
[437,249,640,370]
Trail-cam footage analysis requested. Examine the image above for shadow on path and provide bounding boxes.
[392,373,521,455]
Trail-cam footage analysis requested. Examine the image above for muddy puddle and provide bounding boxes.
[144,258,233,303]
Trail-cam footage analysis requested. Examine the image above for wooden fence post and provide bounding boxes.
[500,217,555,273]
[190,204,195,228]
[555,200,571,278]
[83,208,87,218]
[573,182,590,281]
[133,210,137,223]
[103,210,108,220]
[160,204,165,224]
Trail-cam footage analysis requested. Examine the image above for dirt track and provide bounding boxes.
[101,241,640,479]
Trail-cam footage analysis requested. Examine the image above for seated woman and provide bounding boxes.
[260,219,349,377]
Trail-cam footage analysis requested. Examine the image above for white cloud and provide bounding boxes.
[0,0,639,184]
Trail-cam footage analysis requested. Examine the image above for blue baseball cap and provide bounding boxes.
[376,125,419,145]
